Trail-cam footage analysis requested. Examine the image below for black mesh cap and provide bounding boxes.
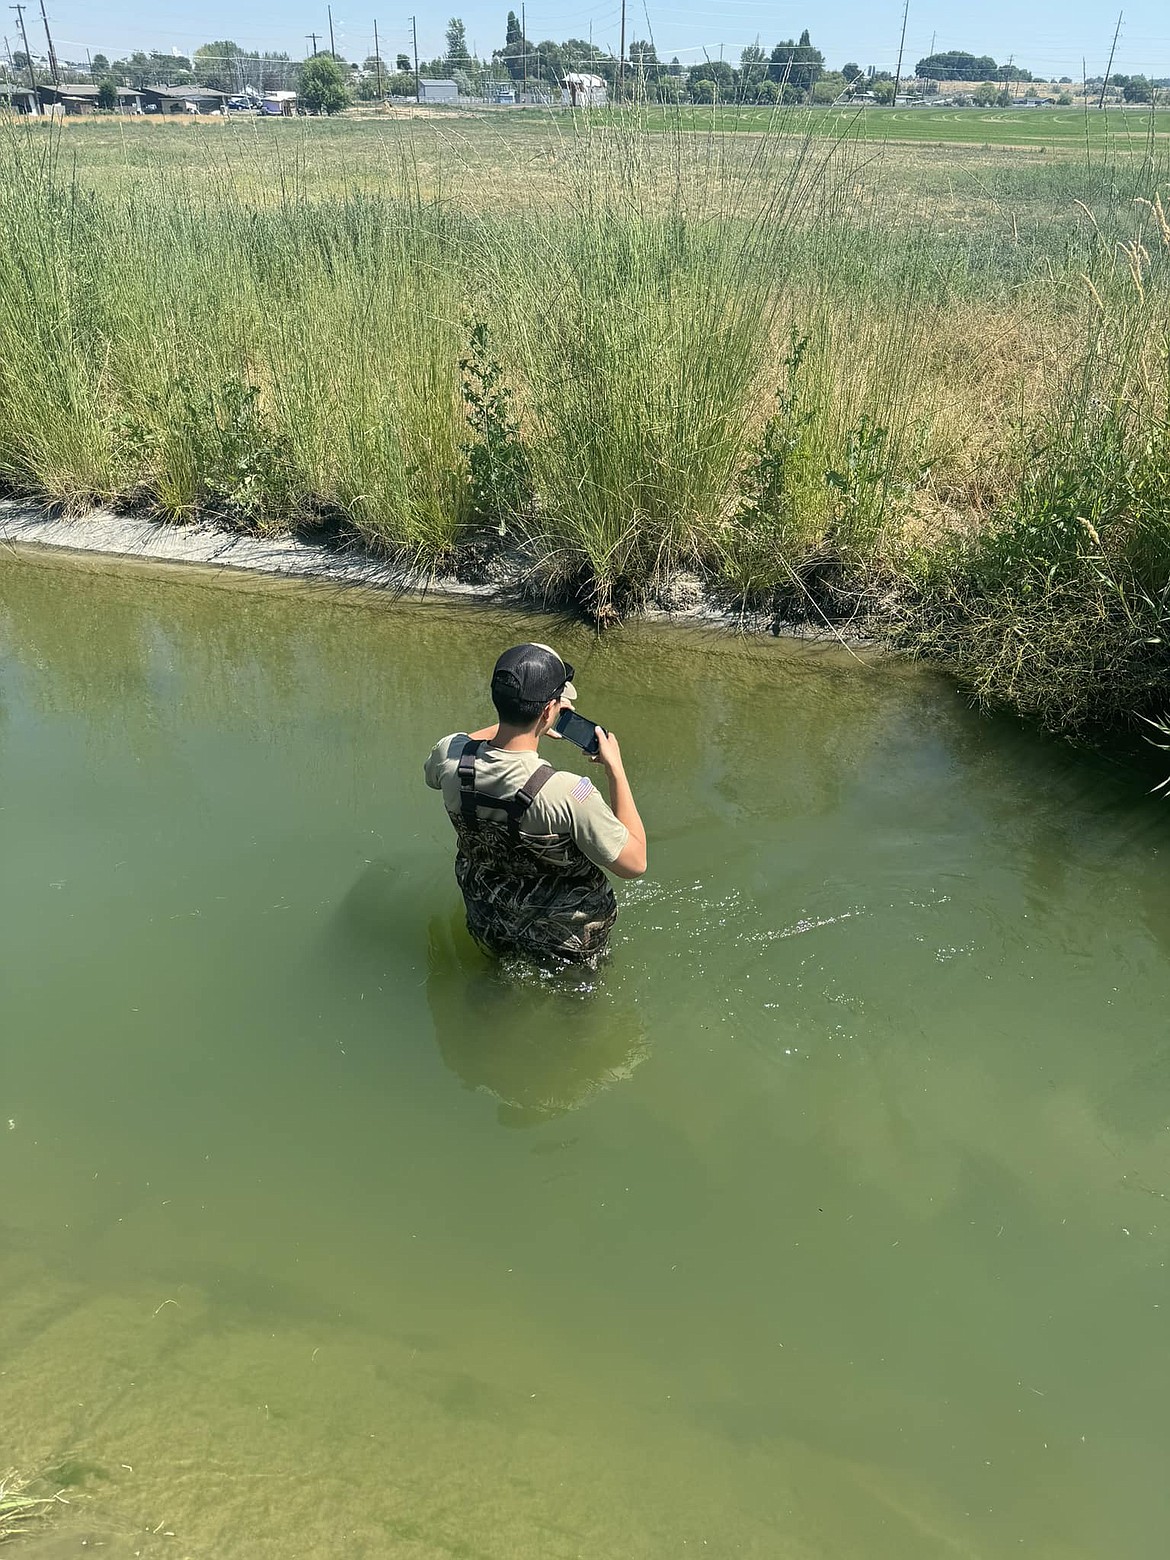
[491,643,577,705]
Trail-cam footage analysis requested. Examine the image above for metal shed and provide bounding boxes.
[418,78,459,103]
[562,73,607,108]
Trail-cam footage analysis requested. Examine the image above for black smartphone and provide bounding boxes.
[554,708,605,755]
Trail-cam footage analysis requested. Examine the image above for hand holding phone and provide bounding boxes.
[553,708,606,755]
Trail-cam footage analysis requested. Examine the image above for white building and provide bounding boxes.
[418,78,459,103]
[262,91,297,116]
[562,72,607,108]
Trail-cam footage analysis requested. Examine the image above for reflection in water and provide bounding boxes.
[426,913,649,1127]
[329,861,649,1126]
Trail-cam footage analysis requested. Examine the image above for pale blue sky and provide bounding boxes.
[32,1,1170,79]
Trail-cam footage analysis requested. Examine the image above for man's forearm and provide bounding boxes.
[606,765,646,851]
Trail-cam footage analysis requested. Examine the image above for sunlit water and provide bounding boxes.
[2,549,1168,1559]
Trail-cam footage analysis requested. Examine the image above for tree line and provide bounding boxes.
[28,18,1164,111]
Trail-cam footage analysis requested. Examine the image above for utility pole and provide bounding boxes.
[10,4,37,93]
[521,2,526,99]
[328,4,337,59]
[373,18,382,97]
[307,32,319,55]
[36,0,56,86]
[410,14,419,100]
[1099,11,1122,109]
[618,0,626,97]
[892,0,909,107]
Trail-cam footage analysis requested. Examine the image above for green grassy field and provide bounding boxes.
[1,111,1168,737]
[567,102,1170,148]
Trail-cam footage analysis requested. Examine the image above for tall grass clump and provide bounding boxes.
[473,109,869,615]
[0,124,473,566]
[0,127,122,506]
[900,189,1170,733]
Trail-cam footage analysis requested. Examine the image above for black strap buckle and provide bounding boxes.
[457,738,484,829]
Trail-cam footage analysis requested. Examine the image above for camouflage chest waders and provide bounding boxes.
[449,739,618,964]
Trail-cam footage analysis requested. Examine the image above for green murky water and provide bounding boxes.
[2,549,1168,1560]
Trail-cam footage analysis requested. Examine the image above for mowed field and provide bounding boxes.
[606,103,1170,147]
[22,100,1170,165]
[13,104,1165,225]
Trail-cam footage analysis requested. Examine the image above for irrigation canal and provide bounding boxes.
[2,547,1168,1559]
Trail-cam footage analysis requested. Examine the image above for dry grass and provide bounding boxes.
[0,1470,61,1544]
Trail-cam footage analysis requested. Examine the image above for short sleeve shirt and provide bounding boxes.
[424,733,629,870]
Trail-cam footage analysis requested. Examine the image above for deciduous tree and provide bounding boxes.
[194,40,245,92]
[627,39,659,82]
[769,31,823,95]
[299,52,349,113]
[739,43,767,92]
[445,18,471,69]
[916,50,997,81]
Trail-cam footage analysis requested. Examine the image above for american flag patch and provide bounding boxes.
[570,775,594,803]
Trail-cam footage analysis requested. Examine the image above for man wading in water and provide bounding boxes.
[425,644,647,964]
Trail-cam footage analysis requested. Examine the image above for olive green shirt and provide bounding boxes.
[424,734,629,869]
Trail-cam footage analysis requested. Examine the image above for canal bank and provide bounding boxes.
[0,499,874,644]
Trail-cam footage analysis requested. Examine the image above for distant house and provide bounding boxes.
[418,78,459,103]
[0,84,38,113]
[262,91,297,116]
[562,73,607,108]
[1,82,144,115]
[38,83,144,115]
[140,86,229,115]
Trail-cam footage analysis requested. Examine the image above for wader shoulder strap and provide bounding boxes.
[455,742,555,845]
[455,739,555,842]
[507,764,555,844]
[457,738,485,829]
